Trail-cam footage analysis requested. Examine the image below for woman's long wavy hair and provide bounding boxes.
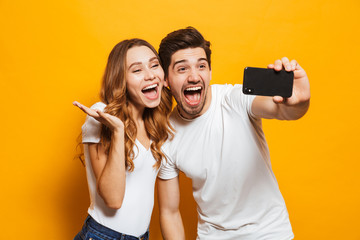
[100,39,173,171]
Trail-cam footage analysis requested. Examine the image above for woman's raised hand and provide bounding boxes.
[73,101,124,133]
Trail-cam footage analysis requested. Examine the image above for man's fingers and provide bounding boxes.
[274,59,283,71]
[290,59,298,71]
[273,96,285,104]
[281,57,292,71]
[269,57,295,71]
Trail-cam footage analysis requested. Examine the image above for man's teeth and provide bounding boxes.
[185,86,202,91]
[143,84,157,91]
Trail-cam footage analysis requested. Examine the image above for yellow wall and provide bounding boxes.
[1,0,359,239]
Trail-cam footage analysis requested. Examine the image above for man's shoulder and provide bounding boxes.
[211,83,256,116]
[211,83,243,96]
[210,84,246,104]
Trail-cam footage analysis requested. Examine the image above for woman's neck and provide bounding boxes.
[128,102,150,149]
[128,101,144,123]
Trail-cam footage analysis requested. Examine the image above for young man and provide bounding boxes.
[157,27,310,240]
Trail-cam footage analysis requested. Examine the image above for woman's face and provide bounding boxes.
[125,45,165,109]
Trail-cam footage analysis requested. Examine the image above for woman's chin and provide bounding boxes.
[144,98,161,109]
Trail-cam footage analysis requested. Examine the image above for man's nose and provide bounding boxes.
[188,68,200,83]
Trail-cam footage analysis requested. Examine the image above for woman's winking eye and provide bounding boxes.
[132,68,142,73]
[151,63,159,68]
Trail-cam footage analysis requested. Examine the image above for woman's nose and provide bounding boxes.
[144,68,155,80]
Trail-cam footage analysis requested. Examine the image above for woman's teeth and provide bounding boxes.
[142,84,158,91]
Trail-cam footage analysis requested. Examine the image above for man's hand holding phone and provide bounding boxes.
[267,57,310,106]
[244,57,310,107]
[247,57,311,120]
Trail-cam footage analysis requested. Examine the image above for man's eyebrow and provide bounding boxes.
[128,57,159,69]
[173,59,187,69]
[173,58,208,69]
[198,58,208,62]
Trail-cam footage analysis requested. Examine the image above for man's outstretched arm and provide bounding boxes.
[157,176,185,240]
[252,57,310,120]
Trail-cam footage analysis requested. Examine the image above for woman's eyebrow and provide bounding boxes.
[129,57,159,69]
[128,62,141,69]
[149,57,158,62]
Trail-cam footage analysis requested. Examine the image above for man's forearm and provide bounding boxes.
[276,99,310,120]
[160,211,185,240]
[252,96,310,120]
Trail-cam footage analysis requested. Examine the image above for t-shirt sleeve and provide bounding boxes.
[225,84,257,118]
[81,102,106,143]
[158,145,179,180]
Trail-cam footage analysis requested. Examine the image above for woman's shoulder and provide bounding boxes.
[90,102,106,111]
[81,102,105,143]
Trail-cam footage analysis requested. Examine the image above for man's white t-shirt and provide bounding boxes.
[81,102,158,237]
[159,84,294,240]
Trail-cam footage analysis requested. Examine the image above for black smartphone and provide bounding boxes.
[243,67,294,98]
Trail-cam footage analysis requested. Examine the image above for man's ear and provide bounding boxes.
[210,70,212,81]
[164,77,169,88]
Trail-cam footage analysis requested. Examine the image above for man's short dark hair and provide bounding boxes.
[159,26,211,78]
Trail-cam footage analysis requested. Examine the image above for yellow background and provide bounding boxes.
[1,0,359,239]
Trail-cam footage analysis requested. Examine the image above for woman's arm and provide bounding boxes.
[74,101,126,209]
[88,129,125,209]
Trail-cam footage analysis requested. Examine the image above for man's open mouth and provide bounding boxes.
[184,86,202,106]
[142,83,159,100]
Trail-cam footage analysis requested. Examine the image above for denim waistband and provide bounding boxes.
[85,215,149,240]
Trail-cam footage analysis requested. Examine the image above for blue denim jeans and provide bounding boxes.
[74,215,149,240]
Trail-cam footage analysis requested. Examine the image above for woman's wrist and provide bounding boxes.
[113,127,124,137]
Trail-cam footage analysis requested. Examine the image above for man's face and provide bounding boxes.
[166,47,211,119]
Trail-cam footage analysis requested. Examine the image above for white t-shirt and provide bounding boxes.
[159,84,294,240]
[81,102,159,237]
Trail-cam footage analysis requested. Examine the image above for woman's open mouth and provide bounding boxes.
[142,83,159,100]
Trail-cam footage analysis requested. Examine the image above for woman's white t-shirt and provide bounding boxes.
[81,102,159,237]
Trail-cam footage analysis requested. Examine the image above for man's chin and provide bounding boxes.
[178,102,204,119]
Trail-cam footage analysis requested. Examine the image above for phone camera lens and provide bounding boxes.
[245,88,254,94]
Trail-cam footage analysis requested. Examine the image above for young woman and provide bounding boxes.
[73,39,173,240]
